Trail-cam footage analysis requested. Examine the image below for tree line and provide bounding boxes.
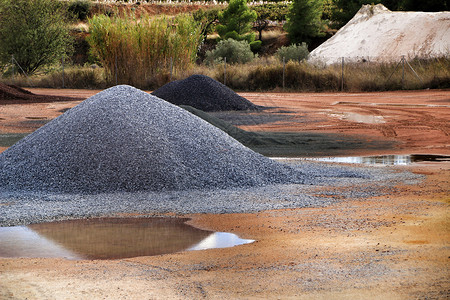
[0,0,447,76]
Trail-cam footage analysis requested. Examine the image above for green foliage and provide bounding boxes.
[87,12,202,88]
[329,0,448,29]
[251,3,289,40]
[193,8,220,41]
[284,0,325,44]
[250,40,262,52]
[217,0,257,41]
[330,0,381,28]
[401,0,448,11]
[276,43,310,62]
[0,0,72,75]
[68,0,92,21]
[205,39,254,64]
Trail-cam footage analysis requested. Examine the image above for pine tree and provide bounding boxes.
[284,0,325,45]
[216,0,257,42]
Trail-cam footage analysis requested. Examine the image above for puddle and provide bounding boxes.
[273,154,450,165]
[329,112,385,124]
[0,133,29,147]
[0,218,254,260]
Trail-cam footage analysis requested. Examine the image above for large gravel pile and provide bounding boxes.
[152,75,259,111]
[0,85,305,194]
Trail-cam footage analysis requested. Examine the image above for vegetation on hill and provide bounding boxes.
[0,0,448,92]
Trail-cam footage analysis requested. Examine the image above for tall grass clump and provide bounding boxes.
[331,56,450,91]
[87,12,202,88]
[247,60,339,91]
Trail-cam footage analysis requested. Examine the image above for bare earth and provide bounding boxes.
[0,89,449,299]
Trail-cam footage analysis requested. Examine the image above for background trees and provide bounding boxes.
[216,0,257,42]
[252,4,289,41]
[0,0,72,75]
[284,0,325,44]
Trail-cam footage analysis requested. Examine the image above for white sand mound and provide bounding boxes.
[310,4,450,64]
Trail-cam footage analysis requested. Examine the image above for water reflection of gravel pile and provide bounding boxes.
[152,75,259,112]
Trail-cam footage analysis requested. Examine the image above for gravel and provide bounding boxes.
[152,75,259,111]
[0,85,309,194]
[0,85,423,226]
[0,162,422,226]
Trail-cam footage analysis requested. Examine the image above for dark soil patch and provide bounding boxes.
[182,106,396,157]
[0,83,82,104]
[0,133,29,147]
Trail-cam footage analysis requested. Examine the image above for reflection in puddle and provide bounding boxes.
[329,112,385,124]
[274,154,450,165]
[0,218,254,260]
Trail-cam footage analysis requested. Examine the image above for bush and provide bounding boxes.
[0,0,72,75]
[205,39,255,65]
[68,0,92,21]
[276,43,310,62]
[250,40,262,52]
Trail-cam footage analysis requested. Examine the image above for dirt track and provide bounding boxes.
[1,89,449,155]
[0,89,449,299]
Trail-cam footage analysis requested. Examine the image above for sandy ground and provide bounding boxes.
[0,89,449,299]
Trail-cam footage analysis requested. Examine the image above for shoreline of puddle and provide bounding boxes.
[272,154,450,165]
[0,217,255,260]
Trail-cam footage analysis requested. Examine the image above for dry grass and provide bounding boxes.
[3,56,448,92]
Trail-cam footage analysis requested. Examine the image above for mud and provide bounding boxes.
[0,88,449,299]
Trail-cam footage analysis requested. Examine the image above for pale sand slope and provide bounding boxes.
[310,4,450,64]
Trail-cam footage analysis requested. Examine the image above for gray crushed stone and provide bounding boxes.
[152,74,259,111]
[0,161,423,226]
[0,85,307,194]
[0,85,424,227]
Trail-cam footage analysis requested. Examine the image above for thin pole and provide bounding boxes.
[401,55,405,88]
[170,57,173,82]
[405,59,423,83]
[11,55,14,81]
[341,57,344,91]
[282,57,285,91]
[115,54,118,85]
[62,56,65,88]
[387,57,403,82]
[224,57,227,85]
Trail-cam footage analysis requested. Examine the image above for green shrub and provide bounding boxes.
[250,40,262,52]
[0,0,72,75]
[276,43,310,62]
[205,39,254,65]
[68,0,92,21]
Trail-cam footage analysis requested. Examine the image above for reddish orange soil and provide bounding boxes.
[242,90,450,155]
[0,89,449,299]
[1,88,448,155]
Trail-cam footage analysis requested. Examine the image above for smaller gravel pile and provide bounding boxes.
[0,85,304,194]
[152,75,259,112]
[0,82,80,103]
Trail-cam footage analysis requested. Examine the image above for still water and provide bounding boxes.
[0,218,254,260]
[274,154,450,165]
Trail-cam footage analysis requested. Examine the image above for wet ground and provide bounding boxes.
[0,89,449,299]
